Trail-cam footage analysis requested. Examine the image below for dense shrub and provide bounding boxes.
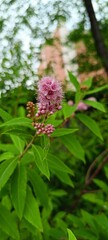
[0,73,108,240]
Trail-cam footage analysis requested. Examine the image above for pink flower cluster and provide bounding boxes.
[27,76,63,137]
[34,122,55,137]
[36,76,63,117]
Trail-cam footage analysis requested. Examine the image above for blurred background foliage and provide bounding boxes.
[0,0,108,94]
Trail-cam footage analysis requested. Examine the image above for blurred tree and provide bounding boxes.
[0,0,108,97]
[83,0,108,74]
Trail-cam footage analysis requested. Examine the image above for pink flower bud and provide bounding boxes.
[77,101,88,111]
[87,97,96,101]
[68,100,74,106]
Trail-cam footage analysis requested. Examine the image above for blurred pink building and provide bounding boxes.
[38,27,78,87]
[38,29,66,83]
[38,27,107,87]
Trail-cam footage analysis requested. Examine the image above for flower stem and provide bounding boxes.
[19,131,37,160]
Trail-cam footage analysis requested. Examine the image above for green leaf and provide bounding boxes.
[18,106,25,117]
[63,103,76,119]
[47,154,74,186]
[0,144,19,154]
[82,193,104,206]
[67,228,77,240]
[0,117,33,129]
[86,84,108,95]
[0,108,12,122]
[2,195,12,210]
[32,145,50,179]
[67,214,83,227]
[81,210,96,231]
[0,152,14,162]
[0,204,20,240]
[0,229,8,240]
[51,128,78,137]
[94,214,108,237]
[81,77,93,89]
[75,91,82,104]
[2,127,32,139]
[24,187,43,231]
[21,150,34,165]
[28,169,49,208]
[11,163,27,219]
[77,113,103,140]
[51,189,67,197]
[93,178,108,193]
[21,218,37,237]
[47,154,73,174]
[55,170,74,187]
[41,135,50,160]
[46,113,63,127]
[84,100,105,112]
[0,158,17,190]
[68,71,80,91]
[10,135,25,154]
[61,134,85,162]
[74,228,97,240]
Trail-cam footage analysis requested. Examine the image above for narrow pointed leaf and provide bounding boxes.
[0,158,17,190]
[0,117,33,129]
[0,108,12,121]
[0,229,8,240]
[24,187,43,231]
[47,154,73,174]
[86,84,108,95]
[68,71,80,91]
[11,163,27,219]
[67,228,77,240]
[81,77,92,89]
[51,128,78,137]
[93,178,108,193]
[61,134,85,162]
[0,152,14,162]
[0,204,20,240]
[10,135,25,154]
[77,113,103,140]
[28,169,49,208]
[84,100,105,112]
[32,145,50,179]
[0,144,19,154]
[54,170,74,187]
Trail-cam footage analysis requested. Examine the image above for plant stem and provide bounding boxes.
[19,131,37,160]
[71,149,108,211]
[85,149,108,185]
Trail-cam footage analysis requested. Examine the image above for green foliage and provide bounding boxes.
[67,229,77,240]
[68,71,80,92]
[77,114,103,140]
[0,158,17,190]
[61,134,85,162]
[0,71,107,240]
[83,100,105,112]
[11,163,27,219]
[32,145,50,179]
[24,187,43,231]
[0,204,20,239]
